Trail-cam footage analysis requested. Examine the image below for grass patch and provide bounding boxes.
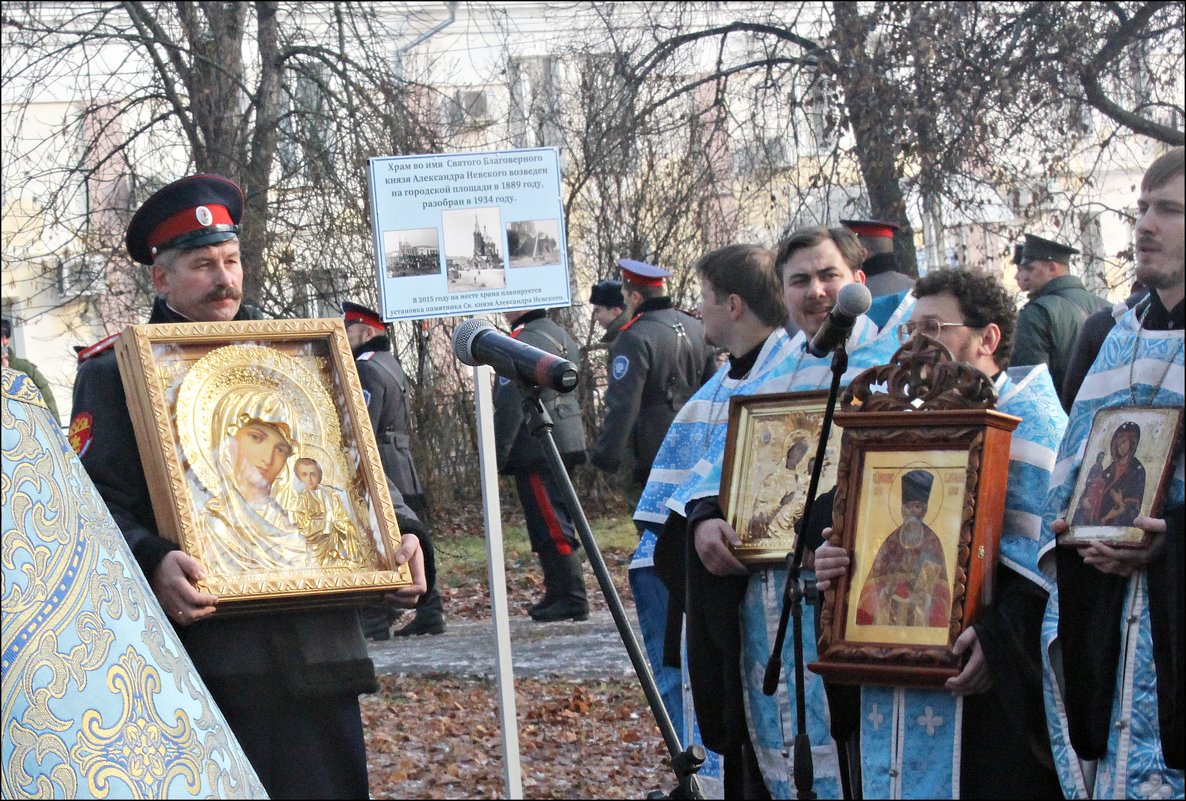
[432,512,638,589]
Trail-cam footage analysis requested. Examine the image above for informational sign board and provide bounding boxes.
[366,148,571,321]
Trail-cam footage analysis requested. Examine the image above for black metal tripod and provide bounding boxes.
[521,389,705,799]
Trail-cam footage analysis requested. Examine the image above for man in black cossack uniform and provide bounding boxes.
[493,307,590,622]
[68,174,429,800]
[590,258,716,492]
[841,218,916,298]
[343,301,445,638]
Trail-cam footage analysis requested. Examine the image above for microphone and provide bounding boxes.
[452,318,579,393]
[807,282,873,358]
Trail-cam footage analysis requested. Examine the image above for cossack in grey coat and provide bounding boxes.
[493,310,586,474]
[591,297,715,485]
[354,335,425,507]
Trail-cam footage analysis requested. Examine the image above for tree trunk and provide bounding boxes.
[831,2,919,276]
[240,1,283,306]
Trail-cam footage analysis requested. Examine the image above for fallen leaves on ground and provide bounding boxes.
[363,674,672,799]
[435,549,635,622]
[364,501,665,798]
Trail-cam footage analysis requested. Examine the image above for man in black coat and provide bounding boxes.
[69,174,428,799]
[841,218,916,298]
[588,278,630,352]
[590,259,716,492]
[344,301,445,638]
[494,307,589,621]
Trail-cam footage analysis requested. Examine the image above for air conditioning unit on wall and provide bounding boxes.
[57,254,108,296]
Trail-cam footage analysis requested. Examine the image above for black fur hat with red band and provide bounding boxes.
[125,174,244,265]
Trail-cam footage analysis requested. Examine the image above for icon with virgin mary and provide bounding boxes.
[177,344,382,577]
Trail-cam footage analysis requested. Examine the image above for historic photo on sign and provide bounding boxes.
[506,219,561,268]
[383,226,440,278]
[443,206,506,292]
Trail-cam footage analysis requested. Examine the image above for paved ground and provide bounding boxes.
[368,609,647,682]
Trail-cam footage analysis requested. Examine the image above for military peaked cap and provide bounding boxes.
[841,219,899,239]
[342,301,385,329]
[617,258,669,287]
[126,174,244,265]
[1020,234,1079,266]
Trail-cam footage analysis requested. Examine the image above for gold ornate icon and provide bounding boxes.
[177,343,337,497]
[175,344,382,575]
[115,319,412,611]
[720,390,840,566]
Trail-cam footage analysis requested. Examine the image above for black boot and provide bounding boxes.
[360,602,395,641]
[530,550,589,622]
[529,550,560,615]
[393,588,446,636]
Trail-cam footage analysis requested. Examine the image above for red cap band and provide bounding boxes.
[146,204,234,258]
[620,268,664,287]
[847,222,896,239]
[344,307,384,328]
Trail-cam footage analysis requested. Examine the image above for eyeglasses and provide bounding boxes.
[896,319,972,343]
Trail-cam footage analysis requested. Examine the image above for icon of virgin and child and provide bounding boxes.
[1070,421,1146,527]
[854,468,951,629]
[178,345,380,577]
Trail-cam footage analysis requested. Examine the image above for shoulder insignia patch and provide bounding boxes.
[612,355,630,381]
[362,389,372,406]
[498,376,511,386]
[69,412,94,457]
[77,333,120,363]
[357,351,376,361]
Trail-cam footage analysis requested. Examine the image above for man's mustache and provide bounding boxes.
[205,286,243,302]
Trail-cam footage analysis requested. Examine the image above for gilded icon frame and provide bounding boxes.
[1059,405,1183,549]
[719,390,839,566]
[115,318,412,612]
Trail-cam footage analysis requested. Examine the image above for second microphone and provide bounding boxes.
[452,317,579,393]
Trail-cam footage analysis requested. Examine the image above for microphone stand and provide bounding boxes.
[761,342,848,801]
[520,387,704,800]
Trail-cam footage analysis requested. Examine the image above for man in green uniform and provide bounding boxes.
[1,318,60,425]
[1012,233,1109,407]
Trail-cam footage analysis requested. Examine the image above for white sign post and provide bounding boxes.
[472,364,523,800]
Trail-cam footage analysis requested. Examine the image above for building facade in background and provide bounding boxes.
[2,1,1180,410]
